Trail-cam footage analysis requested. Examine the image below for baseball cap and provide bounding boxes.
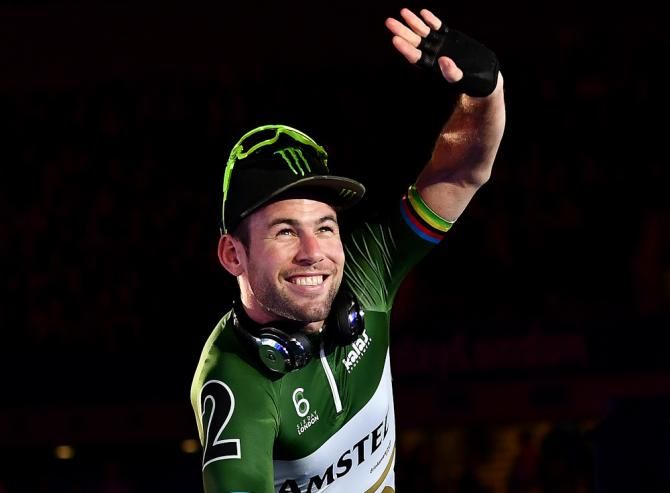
[221,124,366,234]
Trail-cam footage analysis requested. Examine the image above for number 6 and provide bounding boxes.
[292,387,310,417]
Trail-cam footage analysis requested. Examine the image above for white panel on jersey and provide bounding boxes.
[274,351,396,493]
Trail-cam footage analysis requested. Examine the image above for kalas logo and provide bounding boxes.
[342,330,371,373]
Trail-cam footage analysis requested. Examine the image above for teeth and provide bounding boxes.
[292,276,324,286]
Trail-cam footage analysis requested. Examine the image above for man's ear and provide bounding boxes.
[218,234,245,276]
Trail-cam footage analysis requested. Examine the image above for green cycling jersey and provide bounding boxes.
[191,190,449,493]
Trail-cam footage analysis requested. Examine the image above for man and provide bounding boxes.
[191,6,505,493]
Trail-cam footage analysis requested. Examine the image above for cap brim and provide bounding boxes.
[239,175,366,222]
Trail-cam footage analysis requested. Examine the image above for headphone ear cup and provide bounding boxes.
[327,289,365,346]
[257,327,313,373]
[231,301,314,374]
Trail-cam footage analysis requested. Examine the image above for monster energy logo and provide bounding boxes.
[274,147,312,176]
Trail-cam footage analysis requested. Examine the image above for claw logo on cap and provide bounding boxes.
[274,147,313,176]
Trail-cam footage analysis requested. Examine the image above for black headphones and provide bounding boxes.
[232,289,365,374]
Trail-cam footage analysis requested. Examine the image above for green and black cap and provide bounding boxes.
[221,124,366,234]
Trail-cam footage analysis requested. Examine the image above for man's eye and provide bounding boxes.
[277,228,296,237]
[318,226,335,234]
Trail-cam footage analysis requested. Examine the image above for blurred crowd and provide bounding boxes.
[0,421,597,493]
[1,9,669,492]
[3,18,669,383]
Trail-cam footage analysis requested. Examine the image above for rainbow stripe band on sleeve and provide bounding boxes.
[400,184,453,244]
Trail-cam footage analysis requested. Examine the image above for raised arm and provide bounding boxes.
[385,7,506,222]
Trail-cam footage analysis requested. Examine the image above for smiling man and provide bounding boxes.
[231,198,348,332]
[190,7,506,493]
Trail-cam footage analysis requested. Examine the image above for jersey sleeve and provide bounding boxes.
[343,185,452,312]
[191,318,280,493]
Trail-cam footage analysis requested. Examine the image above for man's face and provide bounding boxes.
[237,198,345,331]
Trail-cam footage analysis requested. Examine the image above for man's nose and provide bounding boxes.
[295,233,324,264]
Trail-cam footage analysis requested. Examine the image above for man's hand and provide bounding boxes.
[385,8,500,97]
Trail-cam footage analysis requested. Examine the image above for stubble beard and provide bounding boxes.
[256,281,340,325]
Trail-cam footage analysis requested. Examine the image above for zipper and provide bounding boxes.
[319,341,343,413]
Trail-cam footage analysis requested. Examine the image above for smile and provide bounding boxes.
[289,275,325,286]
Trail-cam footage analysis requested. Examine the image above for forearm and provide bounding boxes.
[416,72,506,221]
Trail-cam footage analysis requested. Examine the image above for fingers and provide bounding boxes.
[419,9,442,31]
[386,6,457,78]
[399,8,431,37]
[437,57,464,83]
[384,17,422,47]
[391,36,422,64]
[385,7,443,47]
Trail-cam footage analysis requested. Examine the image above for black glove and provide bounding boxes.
[417,26,499,97]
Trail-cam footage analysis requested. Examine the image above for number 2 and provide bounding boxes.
[200,380,241,469]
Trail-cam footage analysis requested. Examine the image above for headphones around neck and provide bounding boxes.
[232,289,365,374]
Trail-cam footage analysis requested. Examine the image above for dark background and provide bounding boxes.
[1,0,669,491]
